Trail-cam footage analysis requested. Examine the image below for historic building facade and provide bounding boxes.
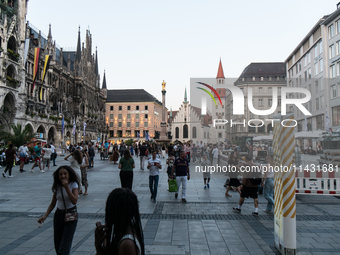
[0,0,28,132]
[0,0,107,146]
[105,89,163,143]
[226,62,286,142]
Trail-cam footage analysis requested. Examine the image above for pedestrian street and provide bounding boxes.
[0,153,340,254]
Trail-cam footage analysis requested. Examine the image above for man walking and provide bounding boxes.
[147,150,162,202]
[171,151,190,203]
[233,154,260,216]
[2,143,17,178]
[50,142,57,166]
[31,142,43,173]
[212,144,219,168]
[18,142,28,172]
[139,143,147,170]
[88,143,95,168]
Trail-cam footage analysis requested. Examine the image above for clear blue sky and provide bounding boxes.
[27,0,337,110]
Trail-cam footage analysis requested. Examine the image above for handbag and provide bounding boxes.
[168,179,178,192]
[60,186,78,222]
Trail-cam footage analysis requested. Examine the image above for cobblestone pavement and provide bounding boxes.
[0,153,339,254]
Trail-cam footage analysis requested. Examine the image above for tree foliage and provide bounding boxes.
[0,124,35,147]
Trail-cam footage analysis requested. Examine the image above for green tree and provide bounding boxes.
[0,124,35,147]
[124,139,134,146]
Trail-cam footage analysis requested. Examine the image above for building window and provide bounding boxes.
[330,44,335,59]
[329,24,335,38]
[332,106,340,126]
[175,127,179,138]
[308,51,311,63]
[183,124,188,139]
[278,87,281,94]
[259,99,263,107]
[315,80,318,92]
[315,62,318,76]
[135,122,139,128]
[314,45,318,57]
[278,99,281,107]
[119,106,122,111]
[308,68,311,79]
[331,85,337,98]
[331,65,336,78]
[118,122,122,127]
[110,106,113,111]
[320,95,324,109]
[145,106,148,110]
[136,113,139,119]
[320,78,324,90]
[252,77,255,81]
[136,106,139,110]
[315,98,319,110]
[319,58,323,72]
[337,19,340,34]
[268,87,272,93]
[110,122,113,127]
[118,114,122,119]
[218,133,222,138]
[304,71,308,81]
[117,130,122,137]
[127,114,131,119]
[259,87,263,93]
[109,131,114,137]
[127,122,130,128]
[127,106,131,110]
[268,99,272,107]
[144,122,148,128]
[145,114,148,119]
[319,40,323,54]
[192,126,197,138]
[110,114,113,119]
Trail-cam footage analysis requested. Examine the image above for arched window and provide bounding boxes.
[183,124,188,138]
[175,127,179,139]
[192,126,197,138]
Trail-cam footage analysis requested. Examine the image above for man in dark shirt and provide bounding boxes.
[171,151,190,202]
[139,143,147,170]
[88,143,95,168]
[167,144,173,157]
[3,143,17,178]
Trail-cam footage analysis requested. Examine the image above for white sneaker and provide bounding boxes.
[8,175,13,178]
[40,170,45,173]
[30,170,35,173]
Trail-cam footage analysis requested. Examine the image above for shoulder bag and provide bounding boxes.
[61,186,78,222]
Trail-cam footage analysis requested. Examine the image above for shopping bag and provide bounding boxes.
[168,179,178,192]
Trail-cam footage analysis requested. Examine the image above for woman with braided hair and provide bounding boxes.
[95,188,145,255]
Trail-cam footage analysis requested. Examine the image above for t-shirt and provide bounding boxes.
[50,145,55,153]
[5,148,16,162]
[18,146,29,157]
[43,148,52,159]
[119,157,135,171]
[148,157,162,176]
[139,146,147,156]
[167,145,173,155]
[212,148,219,159]
[34,146,41,158]
[88,147,95,157]
[192,147,197,153]
[167,156,175,167]
[68,156,81,171]
[173,158,189,176]
[56,182,78,210]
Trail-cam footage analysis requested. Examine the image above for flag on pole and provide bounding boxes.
[137,132,140,141]
[145,131,148,141]
[31,48,41,94]
[148,132,151,141]
[41,55,51,84]
[84,121,87,137]
[72,120,76,135]
[325,109,330,133]
[61,116,65,135]
[23,39,30,65]
[304,115,308,131]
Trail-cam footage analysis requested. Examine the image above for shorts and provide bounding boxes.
[228,178,241,187]
[43,158,50,165]
[20,156,26,163]
[89,156,94,162]
[34,158,41,163]
[240,186,258,199]
[203,172,211,179]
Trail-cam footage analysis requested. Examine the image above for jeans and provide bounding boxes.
[176,176,187,199]
[54,208,77,255]
[149,175,159,199]
[264,178,274,211]
[52,153,56,165]
[140,156,145,170]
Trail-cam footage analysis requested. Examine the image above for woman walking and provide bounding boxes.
[95,188,145,255]
[225,152,241,197]
[38,166,79,255]
[64,150,83,194]
[118,149,135,190]
[262,155,275,213]
[80,151,89,196]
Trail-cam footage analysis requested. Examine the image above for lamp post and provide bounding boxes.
[106,124,109,141]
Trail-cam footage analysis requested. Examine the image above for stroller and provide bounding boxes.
[101,148,108,160]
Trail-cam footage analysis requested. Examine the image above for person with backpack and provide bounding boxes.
[233,154,261,216]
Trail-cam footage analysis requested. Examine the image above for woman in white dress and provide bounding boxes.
[64,150,83,194]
